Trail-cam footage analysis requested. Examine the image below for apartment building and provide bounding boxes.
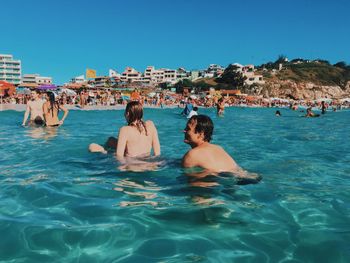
[233,63,265,85]
[0,54,21,85]
[22,74,52,85]
[120,67,142,82]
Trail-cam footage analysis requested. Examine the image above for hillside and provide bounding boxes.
[258,61,350,88]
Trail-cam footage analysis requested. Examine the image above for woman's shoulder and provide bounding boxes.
[145,120,156,128]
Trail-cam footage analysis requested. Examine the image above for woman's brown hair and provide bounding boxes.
[125,101,148,135]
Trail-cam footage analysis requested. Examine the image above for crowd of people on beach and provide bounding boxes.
[2,88,350,112]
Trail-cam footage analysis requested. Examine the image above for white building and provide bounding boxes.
[206,64,224,77]
[120,67,142,82]
[143,66,177,84]
[0,54,21,85]
[232,63,265,85]
[71,75,86,83]
[22,74,52,85]
[176,67,189,81]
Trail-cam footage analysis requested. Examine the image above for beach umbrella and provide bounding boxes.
[0,81,16,96]
[37,84,57,90]
[58,88,77,96]
[16,87,31,95]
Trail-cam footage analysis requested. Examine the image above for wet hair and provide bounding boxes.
[188,114,214,142]
[193,107,198,111]
[47,92,59,117]
[125,101,147,135]
[34,116,44,126]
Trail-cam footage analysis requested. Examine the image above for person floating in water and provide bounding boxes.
[182,115,260,182]
[43,92,69,127]
[89,101,161,160]
[305,107,320,118]
[22,90,45,126]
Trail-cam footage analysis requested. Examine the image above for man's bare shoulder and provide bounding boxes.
[182,149,199,167]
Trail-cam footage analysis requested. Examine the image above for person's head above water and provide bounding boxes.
[184,115,214,146]
[124,101,147,134]
[125,101,143,124]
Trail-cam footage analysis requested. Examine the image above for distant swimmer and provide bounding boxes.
[275,110,281,116]
[43,92,69,127]
[89,101,161,160]
[181,97,193,117]
[187,106,198,119]
[182,115,261,182]
[216,97,225,115]
[321,101,327,114]
[305,107,320,118]
[22,90,45,126]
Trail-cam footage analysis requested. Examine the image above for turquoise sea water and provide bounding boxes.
[0,107,350,262]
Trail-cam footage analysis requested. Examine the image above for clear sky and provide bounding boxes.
[2,0,350,84]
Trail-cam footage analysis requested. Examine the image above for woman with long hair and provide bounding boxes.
[89,101,161,159]
[43,92,69,126]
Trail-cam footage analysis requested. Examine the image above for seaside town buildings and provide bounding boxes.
[22,74,52,85]
[0,54,21,85]
[2,53,265,89]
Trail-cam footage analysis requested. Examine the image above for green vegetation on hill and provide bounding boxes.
[172,57,350,92]
[257,56,350,88]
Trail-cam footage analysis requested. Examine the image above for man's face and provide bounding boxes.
[184,120,202,147]
[31,91,39,100]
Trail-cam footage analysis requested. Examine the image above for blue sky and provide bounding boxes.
[2,0,350,84]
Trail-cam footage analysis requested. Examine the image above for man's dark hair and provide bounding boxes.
[188,114,214,142]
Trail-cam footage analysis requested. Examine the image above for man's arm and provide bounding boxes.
[22,104,30,126]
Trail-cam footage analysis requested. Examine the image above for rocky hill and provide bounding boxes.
[253,60,350,99]
[195,60,350,99]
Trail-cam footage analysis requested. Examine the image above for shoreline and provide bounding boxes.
[0,104,180,112]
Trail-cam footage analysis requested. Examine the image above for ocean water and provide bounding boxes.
[0,107,350,262]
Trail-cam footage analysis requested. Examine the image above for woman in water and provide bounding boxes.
[43,92,69,126]
[89,101,161,159]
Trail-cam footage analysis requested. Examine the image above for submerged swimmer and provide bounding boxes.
[182,115,261,183]
[89,101,161,161]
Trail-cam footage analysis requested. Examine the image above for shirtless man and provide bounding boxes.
[182,115,260,182]
[22,90,45,126]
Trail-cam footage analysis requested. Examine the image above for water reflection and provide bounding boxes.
[24,126,59,140]
[113,178,162,207]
